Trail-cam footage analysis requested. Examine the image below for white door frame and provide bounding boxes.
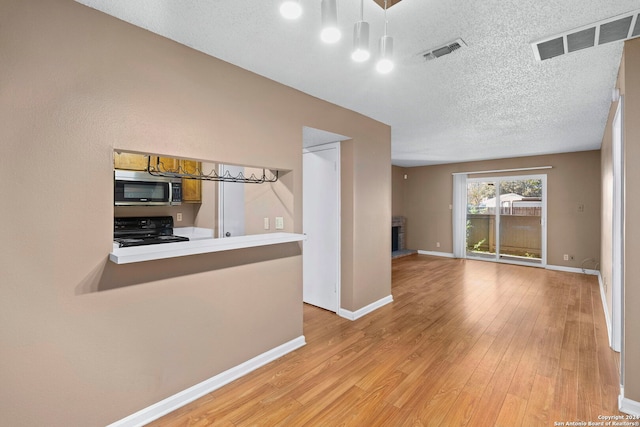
[302,142,341,313]
[612,97,624,353]
[465,174,547,268]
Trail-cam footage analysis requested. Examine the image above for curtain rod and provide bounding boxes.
[452,166,552,176]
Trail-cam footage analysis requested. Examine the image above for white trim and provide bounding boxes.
[107,336,306,427]
[339,295,393,321]
[545,264,599,275]
[619,388,640,417]
[598,271,614,350]
[417,250,455,258]
[452,166,552,176]
[612,96,624,353]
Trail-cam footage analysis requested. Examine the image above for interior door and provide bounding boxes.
[218,165,245,238]
[303,144,339,312]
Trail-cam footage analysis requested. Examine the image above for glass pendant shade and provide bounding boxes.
[376,35,394,73]
[351,21,370,62]
[280,0,302,20]
[320,0,341,43]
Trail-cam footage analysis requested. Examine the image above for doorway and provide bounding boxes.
[218,164,245,238]
[302,142,340,312]
[465,175,547,266]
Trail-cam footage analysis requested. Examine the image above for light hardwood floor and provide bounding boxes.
[150,255,622,426]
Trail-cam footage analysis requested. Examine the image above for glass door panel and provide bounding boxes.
[498,179,542,264]
[466,181,496,259]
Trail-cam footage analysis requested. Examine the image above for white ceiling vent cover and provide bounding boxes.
[421,38,467,61]
[532,9,640,61]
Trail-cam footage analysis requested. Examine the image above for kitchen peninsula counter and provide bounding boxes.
[109,232,305,264]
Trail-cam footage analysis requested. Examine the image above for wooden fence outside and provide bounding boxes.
[467,214,542,258]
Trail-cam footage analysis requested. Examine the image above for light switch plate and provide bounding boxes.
[275,217,284,230]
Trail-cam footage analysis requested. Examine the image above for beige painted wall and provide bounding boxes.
[392,165,406,217]
[620,38,640,404]
[244,168,294,236]
[0,1,391,425]
[397,151,601,268]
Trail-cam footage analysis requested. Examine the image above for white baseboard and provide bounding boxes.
[107,336,306,427]
[546,264,599,275]
[597,271,614,349]
[417,250,455,258]
[339,295,393,321]
[620,388,640,416]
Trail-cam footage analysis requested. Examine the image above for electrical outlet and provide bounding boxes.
[563,254,569,261]
[436,242,441,248]
[275,217,284,230]
[263,217,270,230]
[577,203,584,213]
[177,213,183,222]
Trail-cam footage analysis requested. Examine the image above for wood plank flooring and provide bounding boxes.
[149,255,622,426]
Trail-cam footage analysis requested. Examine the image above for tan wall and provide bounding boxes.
[351,133,392,308]
[400,151,601,267]
[0,1,391,425]
[194,164,219,233]
[340,140,356,310]
[621,38,640,403]
[244,168,295,236]
[392,165,406,217]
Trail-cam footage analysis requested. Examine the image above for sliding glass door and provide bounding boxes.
[466,175,546,266]
[466,181,496,259]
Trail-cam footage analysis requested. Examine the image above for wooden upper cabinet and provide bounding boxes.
[180,159,202,203]
[114,153,178,172]
[114,152,146,171]
[114,153,202,203]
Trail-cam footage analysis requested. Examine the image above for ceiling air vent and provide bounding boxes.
[422,38,467,61]
[532,9,640,61]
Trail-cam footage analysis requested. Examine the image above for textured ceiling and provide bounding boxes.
[75,0,637,166]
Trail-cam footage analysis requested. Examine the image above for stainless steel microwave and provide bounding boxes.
[114,170,182,206]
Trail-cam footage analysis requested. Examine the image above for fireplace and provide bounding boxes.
[392,226,400,251]
[392,216,406,252]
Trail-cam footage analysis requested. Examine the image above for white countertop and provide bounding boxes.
[110,232,305,264]
[173,226,215,241]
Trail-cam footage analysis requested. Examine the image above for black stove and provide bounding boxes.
[114,216,189,248]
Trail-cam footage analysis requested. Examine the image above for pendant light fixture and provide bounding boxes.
[351,0,370,62]
[280,0,302,20]
[277,0,399,75]
[320,0,341,43]
[376,0,394,73]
